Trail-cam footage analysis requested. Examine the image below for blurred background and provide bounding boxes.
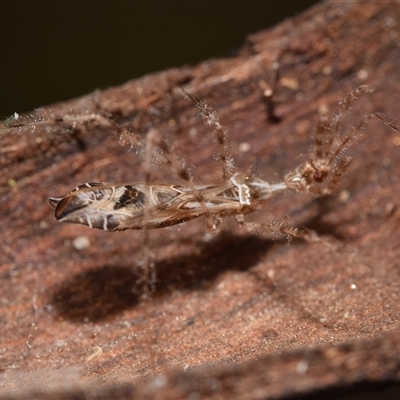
[1,1,319,116]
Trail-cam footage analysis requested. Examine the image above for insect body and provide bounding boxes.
[48,174,289,231]
[49,181,240,230]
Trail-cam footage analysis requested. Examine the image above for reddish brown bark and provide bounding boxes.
[1,1,400,399]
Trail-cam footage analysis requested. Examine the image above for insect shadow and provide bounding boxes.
[50,231,276,323]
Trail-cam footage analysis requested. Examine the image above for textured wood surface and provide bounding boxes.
[1,1,400,398]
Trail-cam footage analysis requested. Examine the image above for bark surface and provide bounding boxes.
[1,1,400,399]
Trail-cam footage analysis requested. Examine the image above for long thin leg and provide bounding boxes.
[243,217,339,248]
[141,128,158,373]
[182,88,236,179]
[285,86,399,197]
